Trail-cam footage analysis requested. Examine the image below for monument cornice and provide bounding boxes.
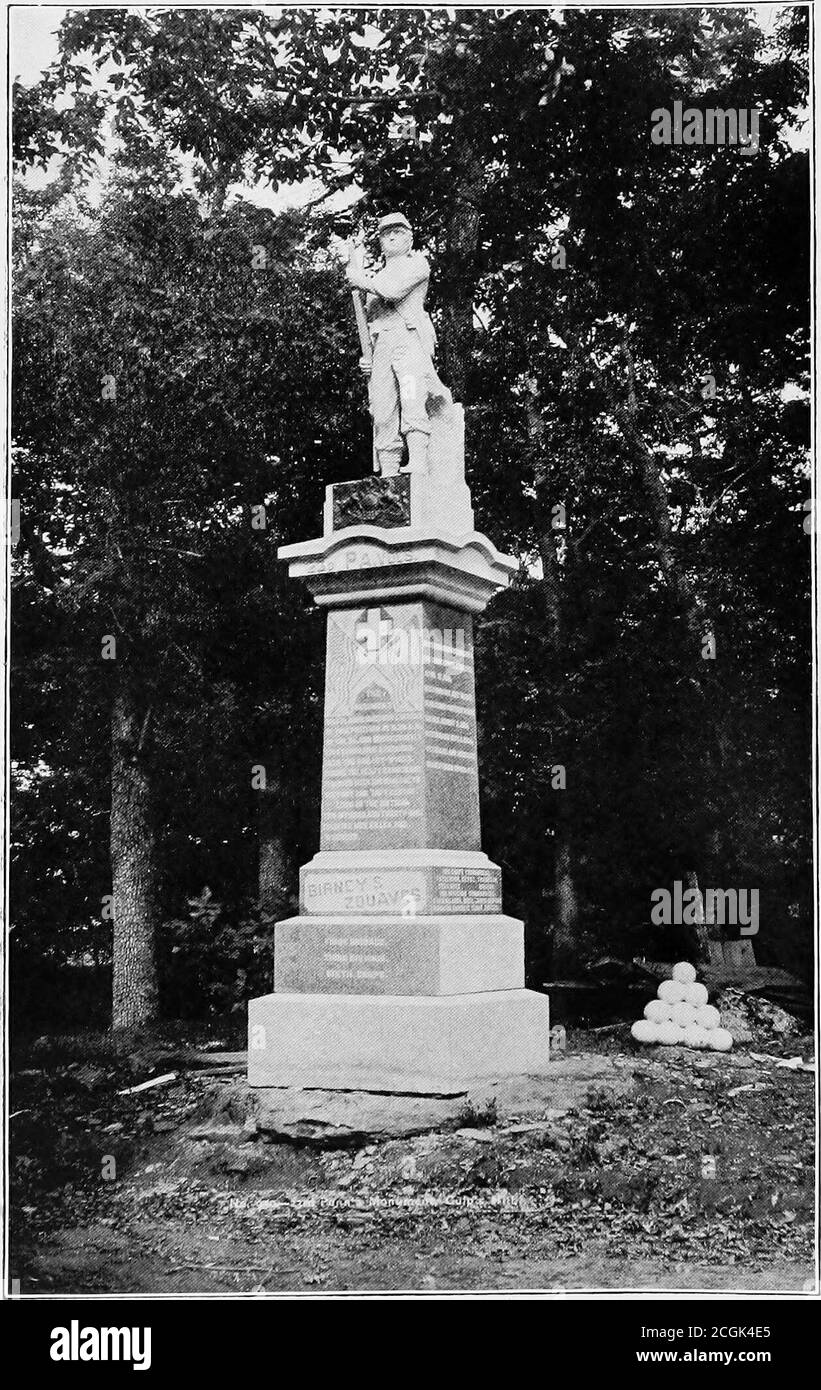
[279,524,517,570]
[278,526,519,613]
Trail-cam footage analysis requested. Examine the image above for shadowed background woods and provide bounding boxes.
[10,5,811,1033]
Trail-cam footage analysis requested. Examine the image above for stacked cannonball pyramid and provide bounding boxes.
[630,961,733,1051]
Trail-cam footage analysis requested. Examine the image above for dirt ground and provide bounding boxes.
[10,1026,816,1296]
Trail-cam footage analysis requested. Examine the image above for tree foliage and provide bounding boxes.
[11,6,812,1029]
[12,177,363,1025]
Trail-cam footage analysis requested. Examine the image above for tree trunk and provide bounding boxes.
[585,344,732,943]
[439,132,484,402]
[685,868,710,963]
[580,340,707,657]
[552,835,579,971]
[526,387,580,971]
[538,505,580,971]
[110,669,160,1030]
[257,781,292,917]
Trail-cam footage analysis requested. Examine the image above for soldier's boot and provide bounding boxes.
[402,431,429,474]
[377,449,404,477]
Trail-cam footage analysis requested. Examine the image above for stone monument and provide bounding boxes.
[248,213,550,1093]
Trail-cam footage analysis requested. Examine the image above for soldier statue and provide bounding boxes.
[345,212,450,477]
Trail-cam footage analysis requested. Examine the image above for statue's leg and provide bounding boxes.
[395,334,432,473]
[371,335,403,475]
[378,450,404,476]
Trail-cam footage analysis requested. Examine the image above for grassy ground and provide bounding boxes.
[10,1024,816,1295]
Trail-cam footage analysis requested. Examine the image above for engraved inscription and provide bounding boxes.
[431,866,502,914]
[323,932,388,982]
[422,604,482,849]
[303,870,427,914]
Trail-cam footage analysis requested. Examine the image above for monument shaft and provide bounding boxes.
[320,599,481,854]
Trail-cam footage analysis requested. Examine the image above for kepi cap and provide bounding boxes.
[377,212,412,235]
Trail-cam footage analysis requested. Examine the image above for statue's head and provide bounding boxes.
[377,212,413,260]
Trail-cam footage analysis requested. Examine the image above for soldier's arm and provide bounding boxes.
[363,252,429,303]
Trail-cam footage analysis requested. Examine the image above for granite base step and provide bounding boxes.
[247,988,551,1093]
[273,914,524,995]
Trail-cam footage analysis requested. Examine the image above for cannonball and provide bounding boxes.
[695,1004,720,1030]
[658,979,688,1003]
[672,961,697,985]
[671,1001,697,1028]
[709,1028,733,1052]
[657,1021,681,1045]
[631,1019,658,1044]
[644,999,668,1023]
[684,982,709,1008]
[683,1023,707,1049]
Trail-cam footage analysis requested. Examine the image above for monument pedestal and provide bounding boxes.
[249,425,549,1094]
[271,914,524,995]
[248,990,550,1093]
